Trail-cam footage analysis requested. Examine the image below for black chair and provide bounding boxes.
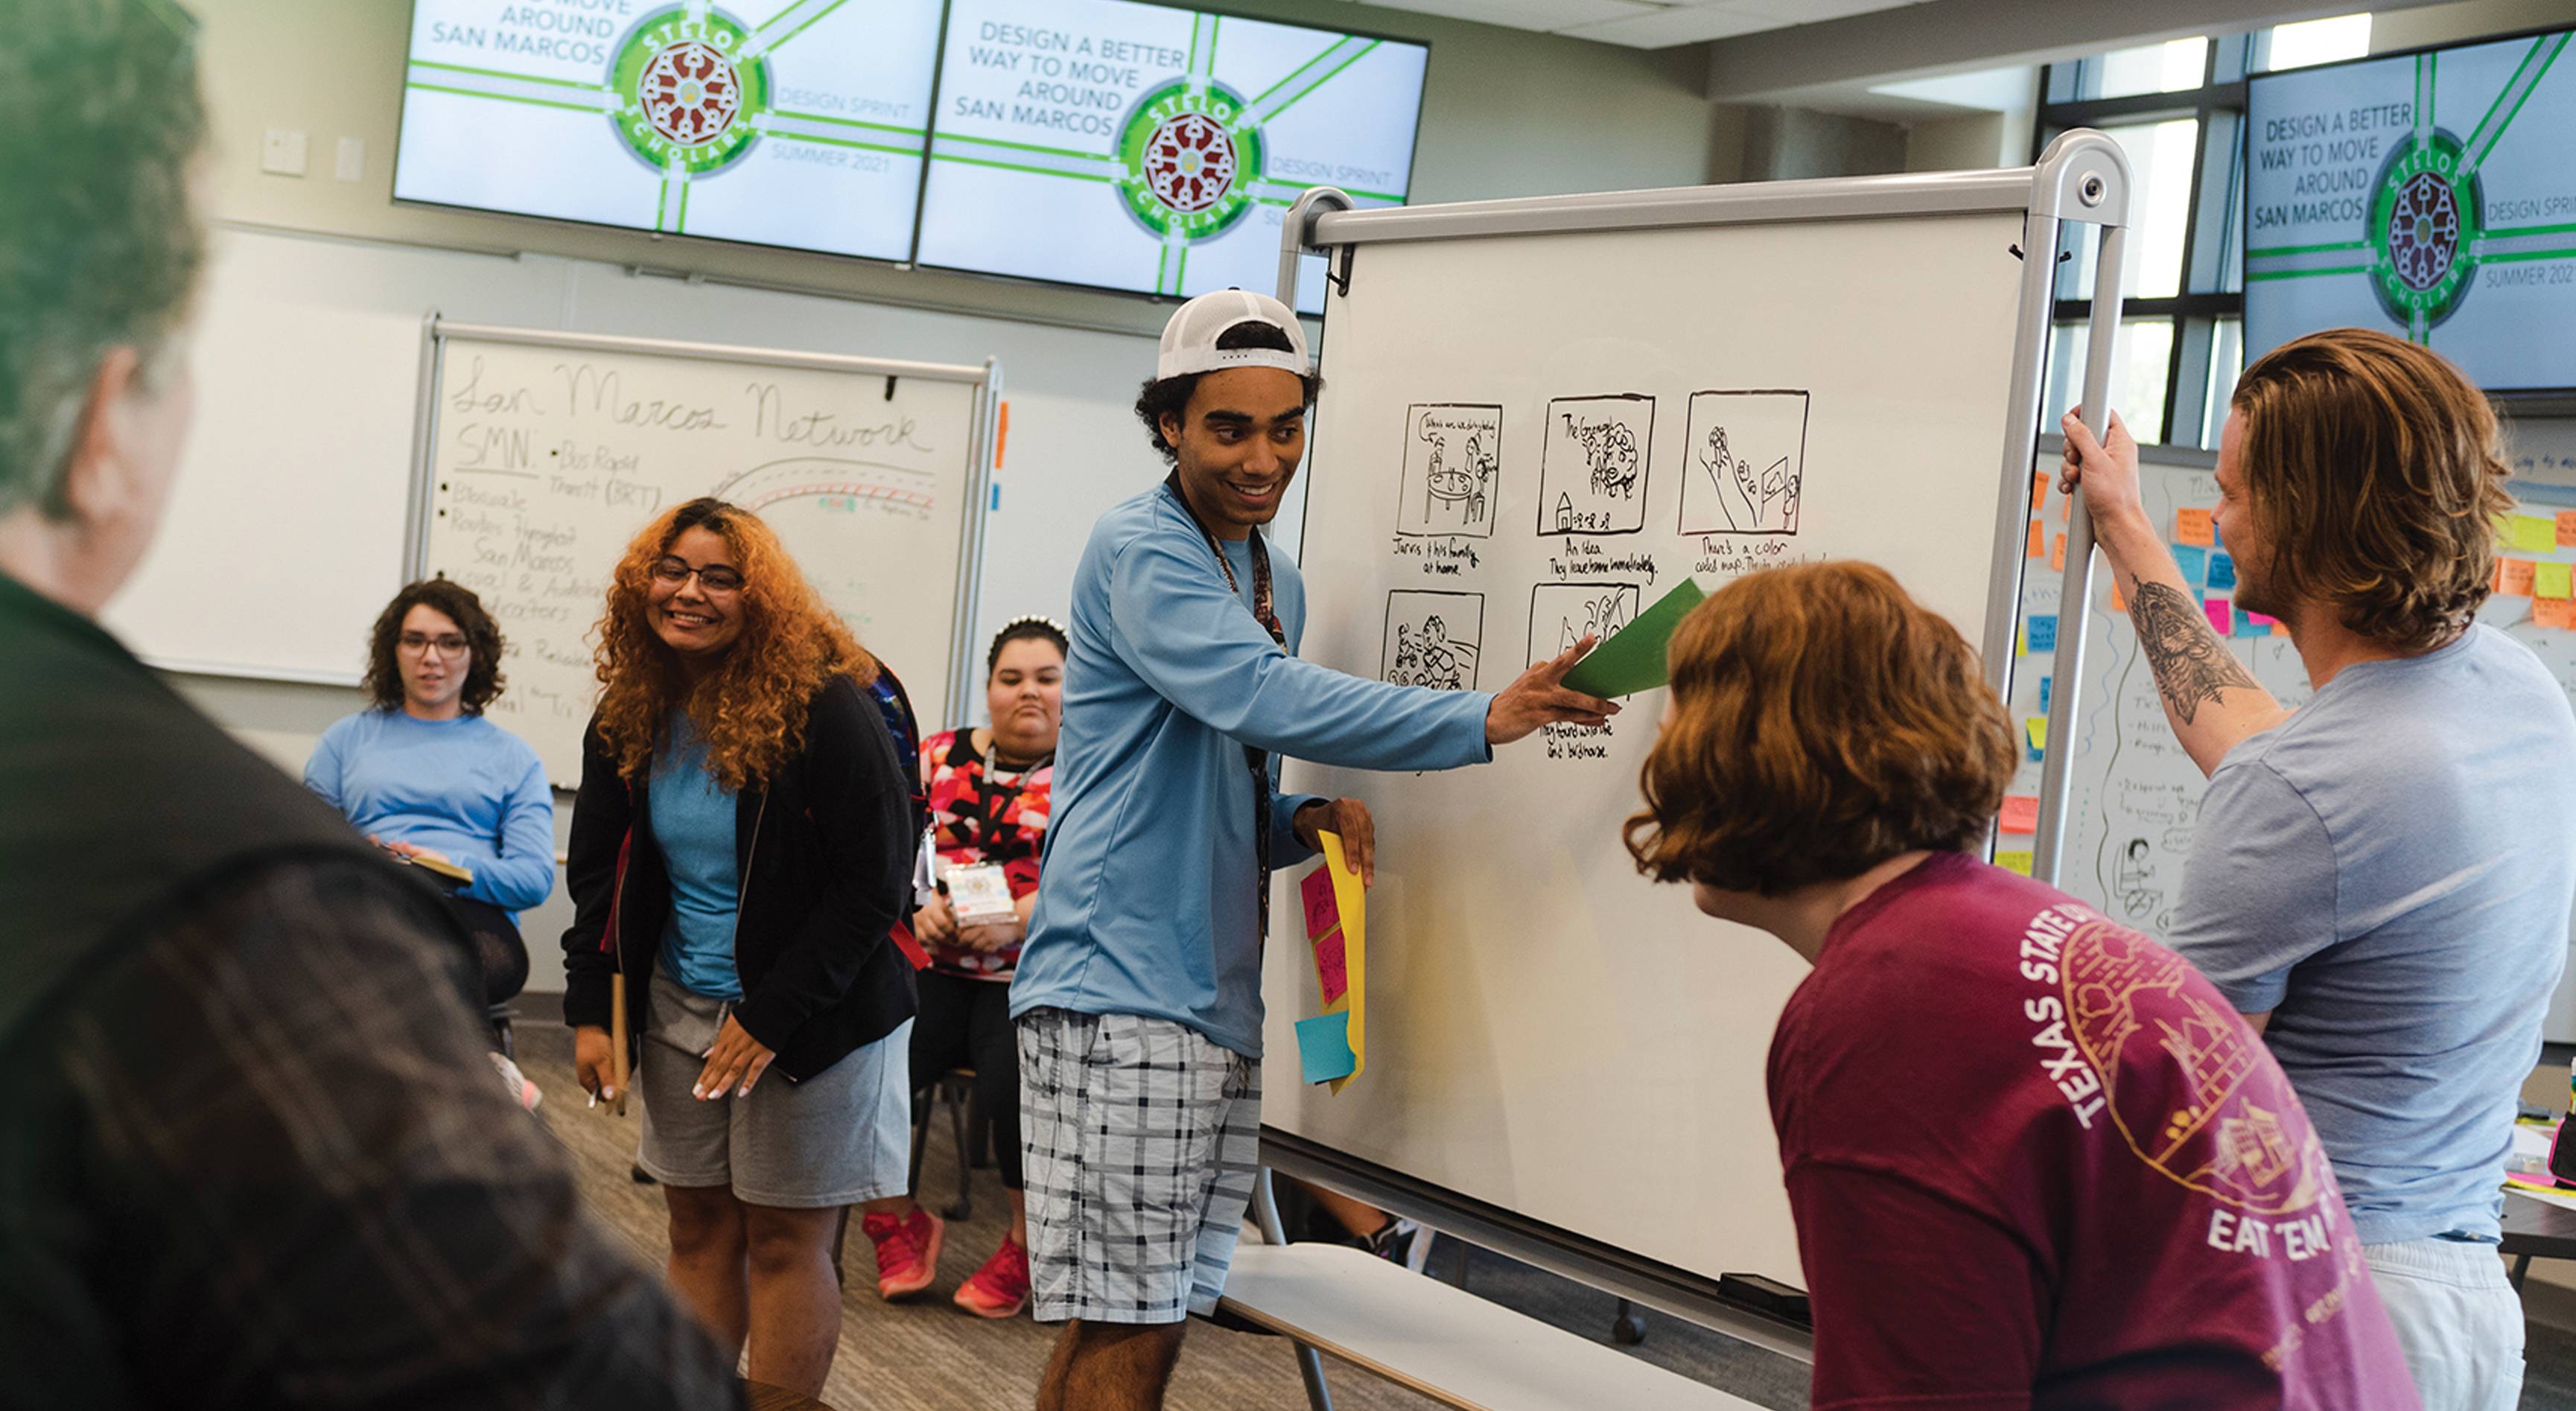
[909,1068,979,1220]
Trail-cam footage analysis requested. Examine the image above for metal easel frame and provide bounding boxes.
[405,316,1002,730]
[1253,131,2132,1402]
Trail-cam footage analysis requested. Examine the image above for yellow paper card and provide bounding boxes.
[1318,832,1367,1092]
[2538,562,2575,601]
[1996,850,2035,876]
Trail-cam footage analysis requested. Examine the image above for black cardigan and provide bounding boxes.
[561,675,916,1083]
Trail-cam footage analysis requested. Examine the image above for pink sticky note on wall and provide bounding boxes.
[1313,929,1349,1004]
[1999,796,2039,835]
[1299,866,1338,941]
[2204,597,2232,634]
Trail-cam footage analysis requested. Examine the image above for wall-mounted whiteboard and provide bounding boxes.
[1263,206,2039,1290]
[416,324,996,786]
[106,229,563,683]
[103,223,1250,753]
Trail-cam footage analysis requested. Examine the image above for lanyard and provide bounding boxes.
[1162,471,1285,941]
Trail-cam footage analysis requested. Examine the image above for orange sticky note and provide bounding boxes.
[2559,512,2576,549]
[1999,795,2040,834]
[2027,519,2045,559]
[2032,471,2049,512]
[2176,508,2216,546]
[2050,532,2067,571]
[2539,597,2576,630]
[2503,558,2537,596]
[2108,578,2126,613]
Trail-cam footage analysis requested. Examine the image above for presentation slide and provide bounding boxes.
[2245,29,2576,391]
[915,0,1428,308]
[395,1,942,262]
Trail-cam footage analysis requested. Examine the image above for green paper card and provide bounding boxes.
[1561,578,1705,698]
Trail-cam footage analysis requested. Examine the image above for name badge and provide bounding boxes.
[942,861,1017,923]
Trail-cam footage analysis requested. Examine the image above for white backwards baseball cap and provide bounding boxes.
[1155,289,1311,380]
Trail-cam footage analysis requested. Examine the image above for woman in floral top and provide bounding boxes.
[885,617,1063,1319]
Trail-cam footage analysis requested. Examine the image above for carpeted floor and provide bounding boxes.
[518,1016,2576,1410]
[515,1019,1809,1410]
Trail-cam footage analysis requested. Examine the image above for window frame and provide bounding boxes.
[2033,35,2259,447]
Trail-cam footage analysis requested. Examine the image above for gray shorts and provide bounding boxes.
[1017,1007,1262,1325]
[636,967,912,1208]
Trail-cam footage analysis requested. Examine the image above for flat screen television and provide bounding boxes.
[2245,27,2576,393]
[914,0,1430,310]
[393,1,945,263]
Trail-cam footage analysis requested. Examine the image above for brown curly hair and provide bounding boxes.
[591,497,879,790]
[1624,561,2015,896]
[2228,328,2510,651]
[363,579,506,713]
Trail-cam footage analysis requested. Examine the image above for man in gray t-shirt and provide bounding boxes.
[2061,327,2576,1411]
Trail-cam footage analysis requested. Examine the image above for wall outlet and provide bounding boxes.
[261,129,308,176]
[334,136,365,182]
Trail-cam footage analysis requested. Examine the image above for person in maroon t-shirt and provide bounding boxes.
[1625,560,2417,1410]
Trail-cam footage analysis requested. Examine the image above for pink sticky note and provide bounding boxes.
[1313,929,1349,1004]
[2247,611,2280,628]
[1299,865,1338,941]
[1999,795,2039,835]
[2204,596,2232,634]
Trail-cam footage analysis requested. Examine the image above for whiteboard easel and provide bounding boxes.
[1252,130,2133,1352]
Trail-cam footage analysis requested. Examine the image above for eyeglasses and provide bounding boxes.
[649,556,744,594]
[398,633,470,657]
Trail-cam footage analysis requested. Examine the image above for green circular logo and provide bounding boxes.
[2367,130,2484,328]
[1115,81,1262,241]
[609,7,771,176]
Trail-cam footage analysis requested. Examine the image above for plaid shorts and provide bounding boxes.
[1017,1007,1262,1325]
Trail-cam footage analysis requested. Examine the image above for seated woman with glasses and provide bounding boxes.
[305,579,553,1005]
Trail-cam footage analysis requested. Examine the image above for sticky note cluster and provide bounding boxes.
[1293,834,1367,1092]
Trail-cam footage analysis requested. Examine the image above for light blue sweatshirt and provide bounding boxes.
[1011,483,1494,1057]
[305,708,554,914]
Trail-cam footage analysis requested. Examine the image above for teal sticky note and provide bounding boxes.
[2208,552,2236,590]
[2026,614,2057,654]
[1295,1011,1356,1085]
[2171,544,2208,585]
[2233,609,2262,637]
[2039,675,2052,714]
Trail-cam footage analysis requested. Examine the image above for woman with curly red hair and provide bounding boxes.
[562,497,917,1395]
[1627,561,2413,1410]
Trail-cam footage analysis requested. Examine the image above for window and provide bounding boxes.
[2035,23,2346,450]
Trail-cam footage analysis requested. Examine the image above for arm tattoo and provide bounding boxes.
[2129,582,2259,726]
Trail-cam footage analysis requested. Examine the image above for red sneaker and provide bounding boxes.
[860,1206,944,1299]
[953,1236,1030,1319]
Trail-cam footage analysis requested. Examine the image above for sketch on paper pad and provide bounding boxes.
[1381,590,1483,691]
[1396,404,1503,538]
[1679,390,1807,537]
[1536,395,1654,536]
[1527,583,1641,666]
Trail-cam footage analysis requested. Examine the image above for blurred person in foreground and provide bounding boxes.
[0,2,737,1404]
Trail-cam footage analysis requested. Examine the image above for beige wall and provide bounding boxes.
[174,0,1741,992]
[196,0,1731,341]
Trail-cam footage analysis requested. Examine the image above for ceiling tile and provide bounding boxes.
[1358,0,1664,31]
[1717,0,1916,22]
[1555,4,1784,47]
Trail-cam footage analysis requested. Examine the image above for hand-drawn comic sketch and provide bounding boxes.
[1381,591,1484,692]
[1527,583,1641,666]
[1678,390,1808,537]
[1396,404,1503,538]
[1536,395,1654,536]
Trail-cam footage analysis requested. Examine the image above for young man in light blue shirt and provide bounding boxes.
[2061,327,2576,1411]
[1010,290,1611,1411]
